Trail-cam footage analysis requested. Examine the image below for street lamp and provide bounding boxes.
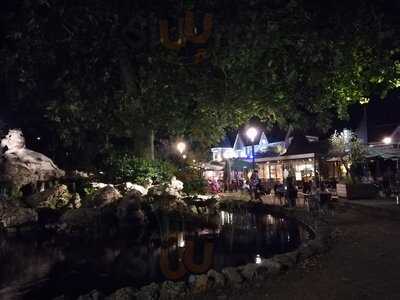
[176,141,186,155]
[383,137,392,145]
[383,136,400,205]
[383,136,399,168]
[246,127,258,170]
[223,149,234,192]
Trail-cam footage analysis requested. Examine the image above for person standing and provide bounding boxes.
[302,177,311,194]
[250,170,261,201]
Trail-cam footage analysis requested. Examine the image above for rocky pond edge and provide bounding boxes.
[69,204,334,300]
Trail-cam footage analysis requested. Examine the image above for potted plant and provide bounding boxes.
[330,129,377,199]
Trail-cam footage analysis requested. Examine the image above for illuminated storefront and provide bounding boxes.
[210,131,323,184]
[256,153,317,182]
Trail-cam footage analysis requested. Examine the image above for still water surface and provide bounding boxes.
[0,209,311,300]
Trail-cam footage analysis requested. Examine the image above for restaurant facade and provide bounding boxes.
[209,130,326,184]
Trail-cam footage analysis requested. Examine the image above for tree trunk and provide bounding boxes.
[130,125,155,160]
[116,3,157,160]
[149,129,155,160]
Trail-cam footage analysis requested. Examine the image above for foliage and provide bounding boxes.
[330,129,366,180]
[210,0,400,130]
[83,185,97,199]
[1,0,399,167]
[105,154,177,185]
[177,165,207,195]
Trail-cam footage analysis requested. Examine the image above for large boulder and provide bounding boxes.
[59,208,102,234]
[221,267,243,285]
[188,274,208,294]
[0,129,65,188]
[165,177,184,197]
[90,182,109,190]
[68,192,82,209]
[25,184,72,209]
[77,290,105,300]
[116,191,146,228]
[147,177,184,199]
[69,170,90,179]
[206,269,225,288]
[59,205,118,236]
[160,281,187,300]
[0,200,38,229]
[113,246,149,281]
[135,283,159,300]
[122,182,148,196]
[146,177,188,212]
[91,186,122,208]
[147,185,166,197]
[106,287,137,300]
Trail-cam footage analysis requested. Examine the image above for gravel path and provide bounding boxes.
[192,206,400,300]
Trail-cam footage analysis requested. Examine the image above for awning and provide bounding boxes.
[203,159,252,172]
[203,161,224,171]
[365,147,400,160]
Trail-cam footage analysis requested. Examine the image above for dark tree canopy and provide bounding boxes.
[1,0,399,168]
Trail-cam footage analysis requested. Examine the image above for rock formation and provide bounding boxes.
[25,184,72,210]
[0,129,65,189]
[91,185,122,208]
[0,200,38,229]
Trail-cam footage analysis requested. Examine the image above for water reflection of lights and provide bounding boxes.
[178,232,185,248]
[220,211,233,225]
[198,229,214,235]
[266,214,275,225]
[255,254,262,264]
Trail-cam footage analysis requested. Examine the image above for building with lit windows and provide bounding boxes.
[210,130,324,183]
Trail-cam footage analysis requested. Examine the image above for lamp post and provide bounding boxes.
[383,136,400,205]
[223,149,234,192]
[176,141,186,157]
[383,136,399,169]
[246,127,258,170]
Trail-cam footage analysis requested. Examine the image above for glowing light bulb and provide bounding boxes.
[255,254,262,264]
[246,127,258,142]
[383,137,392,145]
[177,142,186,154]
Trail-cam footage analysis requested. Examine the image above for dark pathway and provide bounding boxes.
[192,207,400,300]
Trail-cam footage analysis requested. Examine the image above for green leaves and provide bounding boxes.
[2,0,400,168]
[105,154,177,185]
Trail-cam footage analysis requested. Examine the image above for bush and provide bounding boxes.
[177,167,207,195]
[105,154,176,185]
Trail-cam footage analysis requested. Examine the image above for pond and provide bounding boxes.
[0,208,312,300]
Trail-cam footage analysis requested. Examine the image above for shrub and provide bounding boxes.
[177,167,207,195]
[105,154,176,185]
